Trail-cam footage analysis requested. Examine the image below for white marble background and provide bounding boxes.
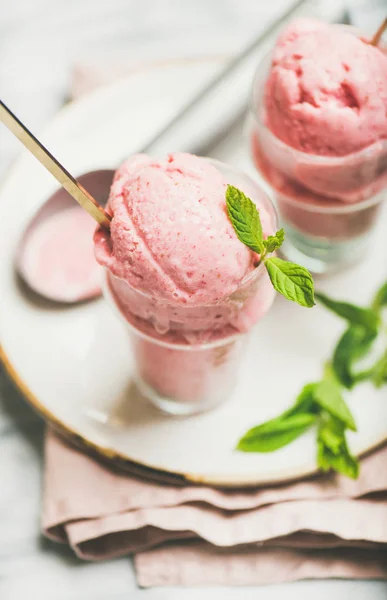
[1,1,387,598]
[0,0,298,175]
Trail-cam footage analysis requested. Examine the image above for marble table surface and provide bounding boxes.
[1,0,387,597]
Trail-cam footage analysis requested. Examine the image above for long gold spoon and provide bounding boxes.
[370,17,387,47]
[0,100,111,229]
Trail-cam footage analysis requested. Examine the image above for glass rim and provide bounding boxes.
[102,273,243,350]
[259,172,385,214]
[272,190,384,214]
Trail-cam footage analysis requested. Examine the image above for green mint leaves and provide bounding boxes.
[225,185,315,308]
[237,383,319,453]
[313,379,356,432]
[317,415,359,480]
[263,228,285,253]
[372,282,387,312]
[227,182,386,479]
[333,326,377,389]
[315,286,386,390]
[265,257,315,308]
[237,366,359,479]
[226,185,264,254]
[237,412,316,453]
[315,292,380,333]
[236,281,387,479]
[372,348,387,388]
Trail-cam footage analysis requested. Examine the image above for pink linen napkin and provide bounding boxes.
[43,430,387,587]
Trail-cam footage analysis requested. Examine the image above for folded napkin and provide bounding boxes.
[43,430,387,587]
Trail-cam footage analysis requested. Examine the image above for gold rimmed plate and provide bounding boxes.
[1,58,387,487]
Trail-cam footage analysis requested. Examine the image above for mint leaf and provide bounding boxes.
[317,416,359,479]
[333,326,377,389]
[225,186,315,306]
[323,362,340,384]
[237,413,316,453]
[264,257,315,308]
[313,380,357,431]
[263,228,285,253]
[226,185,264,254]
[315,292,379,333]
[372,281,387,313]
[292,382,319,414]
[371,348,387,388]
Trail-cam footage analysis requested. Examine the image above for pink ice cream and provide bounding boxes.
[95,153,275,337]
[95,153,260,304]
[95,153,276,408]
[250,19,387,249]
[265,18,387,157]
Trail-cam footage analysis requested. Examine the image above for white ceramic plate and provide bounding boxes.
[1,59,387,487]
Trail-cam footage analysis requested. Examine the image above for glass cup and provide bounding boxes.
[102,160,277,415]
[248,29,387,274]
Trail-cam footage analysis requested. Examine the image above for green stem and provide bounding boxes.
[352,369,374,383]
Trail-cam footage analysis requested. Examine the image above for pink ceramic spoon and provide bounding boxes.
[16,169,115,303]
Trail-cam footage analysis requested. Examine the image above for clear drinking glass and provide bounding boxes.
[103,160,278,415]
[248,29,387,274]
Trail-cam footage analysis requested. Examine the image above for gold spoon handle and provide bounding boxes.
[370,17,387,46]
[0,100,111,229]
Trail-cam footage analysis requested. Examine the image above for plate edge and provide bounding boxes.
[2,344,386,488]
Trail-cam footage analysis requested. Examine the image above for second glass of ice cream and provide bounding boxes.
[248,19,387,273]
[95,153,277,415]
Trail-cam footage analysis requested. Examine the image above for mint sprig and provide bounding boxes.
[226,185,264,254]
[315,292,380,333]
[372,348,387,388]
[315,287,386,389]
[317,415,359,480]
[237,412,316,453]
[236,282,387,479]
[333,326,377,389]
[313,379,357,431]
[372,282,387,312]
[263,228,285,253]
[226,185,315,308]
[237,364,359,479]
[265,257,315,308]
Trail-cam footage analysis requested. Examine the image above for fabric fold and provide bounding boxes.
[43,431,387,586]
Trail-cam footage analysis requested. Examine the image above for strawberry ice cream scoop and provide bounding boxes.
[96,155,277,412]
[264,18,387,157]
[95,153,272,305]
[94,154,279,412]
